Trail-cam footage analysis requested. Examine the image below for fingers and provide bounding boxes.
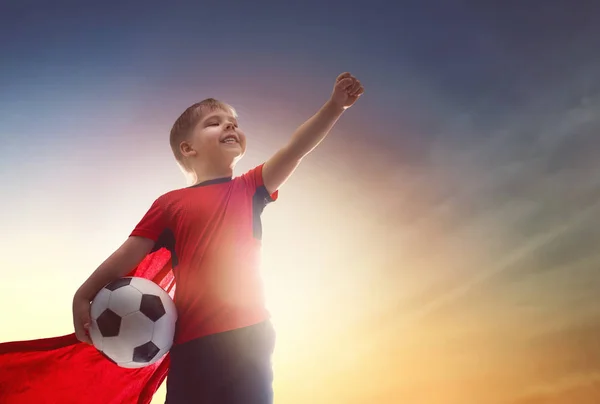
[333,72,364,107]
[335,72,364,97]
[82,330,93,344]
[83,322,93,344]
[76,329,92,344]
[75,318,93,344]
[349,79,363,96]
[336,72,351,82]
[336,77,354,90]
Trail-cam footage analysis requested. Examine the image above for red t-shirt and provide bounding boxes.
[130,164,278,345]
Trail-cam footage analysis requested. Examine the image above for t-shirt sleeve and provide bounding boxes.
[129,197,166,242]
[241,163,279,203]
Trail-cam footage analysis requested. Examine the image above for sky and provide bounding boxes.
[1,0,600,403]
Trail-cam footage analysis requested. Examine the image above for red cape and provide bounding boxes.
[0,248,175,404]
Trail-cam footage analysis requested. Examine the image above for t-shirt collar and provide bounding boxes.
[189,176,232,188]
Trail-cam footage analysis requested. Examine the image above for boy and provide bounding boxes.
[72,72,364,403]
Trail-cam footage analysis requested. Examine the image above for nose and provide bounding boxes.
[225,122,235,130]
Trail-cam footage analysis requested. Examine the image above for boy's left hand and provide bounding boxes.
[330,72,364,109]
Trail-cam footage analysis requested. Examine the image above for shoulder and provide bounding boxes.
[234,164,278,202]
[148,187,191,210]
[234,164,265,187]
[160,183,203,199]
[231,165,261,194]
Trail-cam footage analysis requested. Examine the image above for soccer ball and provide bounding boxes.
[89,276,177,368]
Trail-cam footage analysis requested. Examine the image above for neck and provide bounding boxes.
[188,161,234,186]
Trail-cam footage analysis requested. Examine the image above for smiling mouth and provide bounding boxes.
[220,135,239,144]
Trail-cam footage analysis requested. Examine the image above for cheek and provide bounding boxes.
[197,130,220,146]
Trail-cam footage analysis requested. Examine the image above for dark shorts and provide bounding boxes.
[165,321,276,404]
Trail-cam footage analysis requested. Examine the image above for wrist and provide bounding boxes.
[324,98,347,114]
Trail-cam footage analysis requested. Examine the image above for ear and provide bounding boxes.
[179,141,197,158]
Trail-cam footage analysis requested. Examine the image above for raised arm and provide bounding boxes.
[262,72,364,194]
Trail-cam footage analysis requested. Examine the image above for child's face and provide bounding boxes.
[190,108,247,166]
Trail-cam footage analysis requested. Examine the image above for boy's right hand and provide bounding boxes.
[69,236,156,345]
[72,294,93,344]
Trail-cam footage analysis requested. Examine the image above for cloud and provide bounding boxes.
[335,61,600,359]
[512,373,600,404]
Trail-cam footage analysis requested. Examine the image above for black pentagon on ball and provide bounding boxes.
[105,277,132,291]
[133,341,160,363]
[140,294,166,321]
[96,309,122,337]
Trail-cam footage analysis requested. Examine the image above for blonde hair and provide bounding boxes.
[169,98,237,172]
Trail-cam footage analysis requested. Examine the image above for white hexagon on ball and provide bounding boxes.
[90,288,111,320]
[89,277,177,368]
[108,286,143,317]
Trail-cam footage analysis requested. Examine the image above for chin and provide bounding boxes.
[220,150,244,166]
[218,143,245,165]
[228,145,245,156]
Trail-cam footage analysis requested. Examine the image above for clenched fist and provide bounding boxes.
[330,72,364,109]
